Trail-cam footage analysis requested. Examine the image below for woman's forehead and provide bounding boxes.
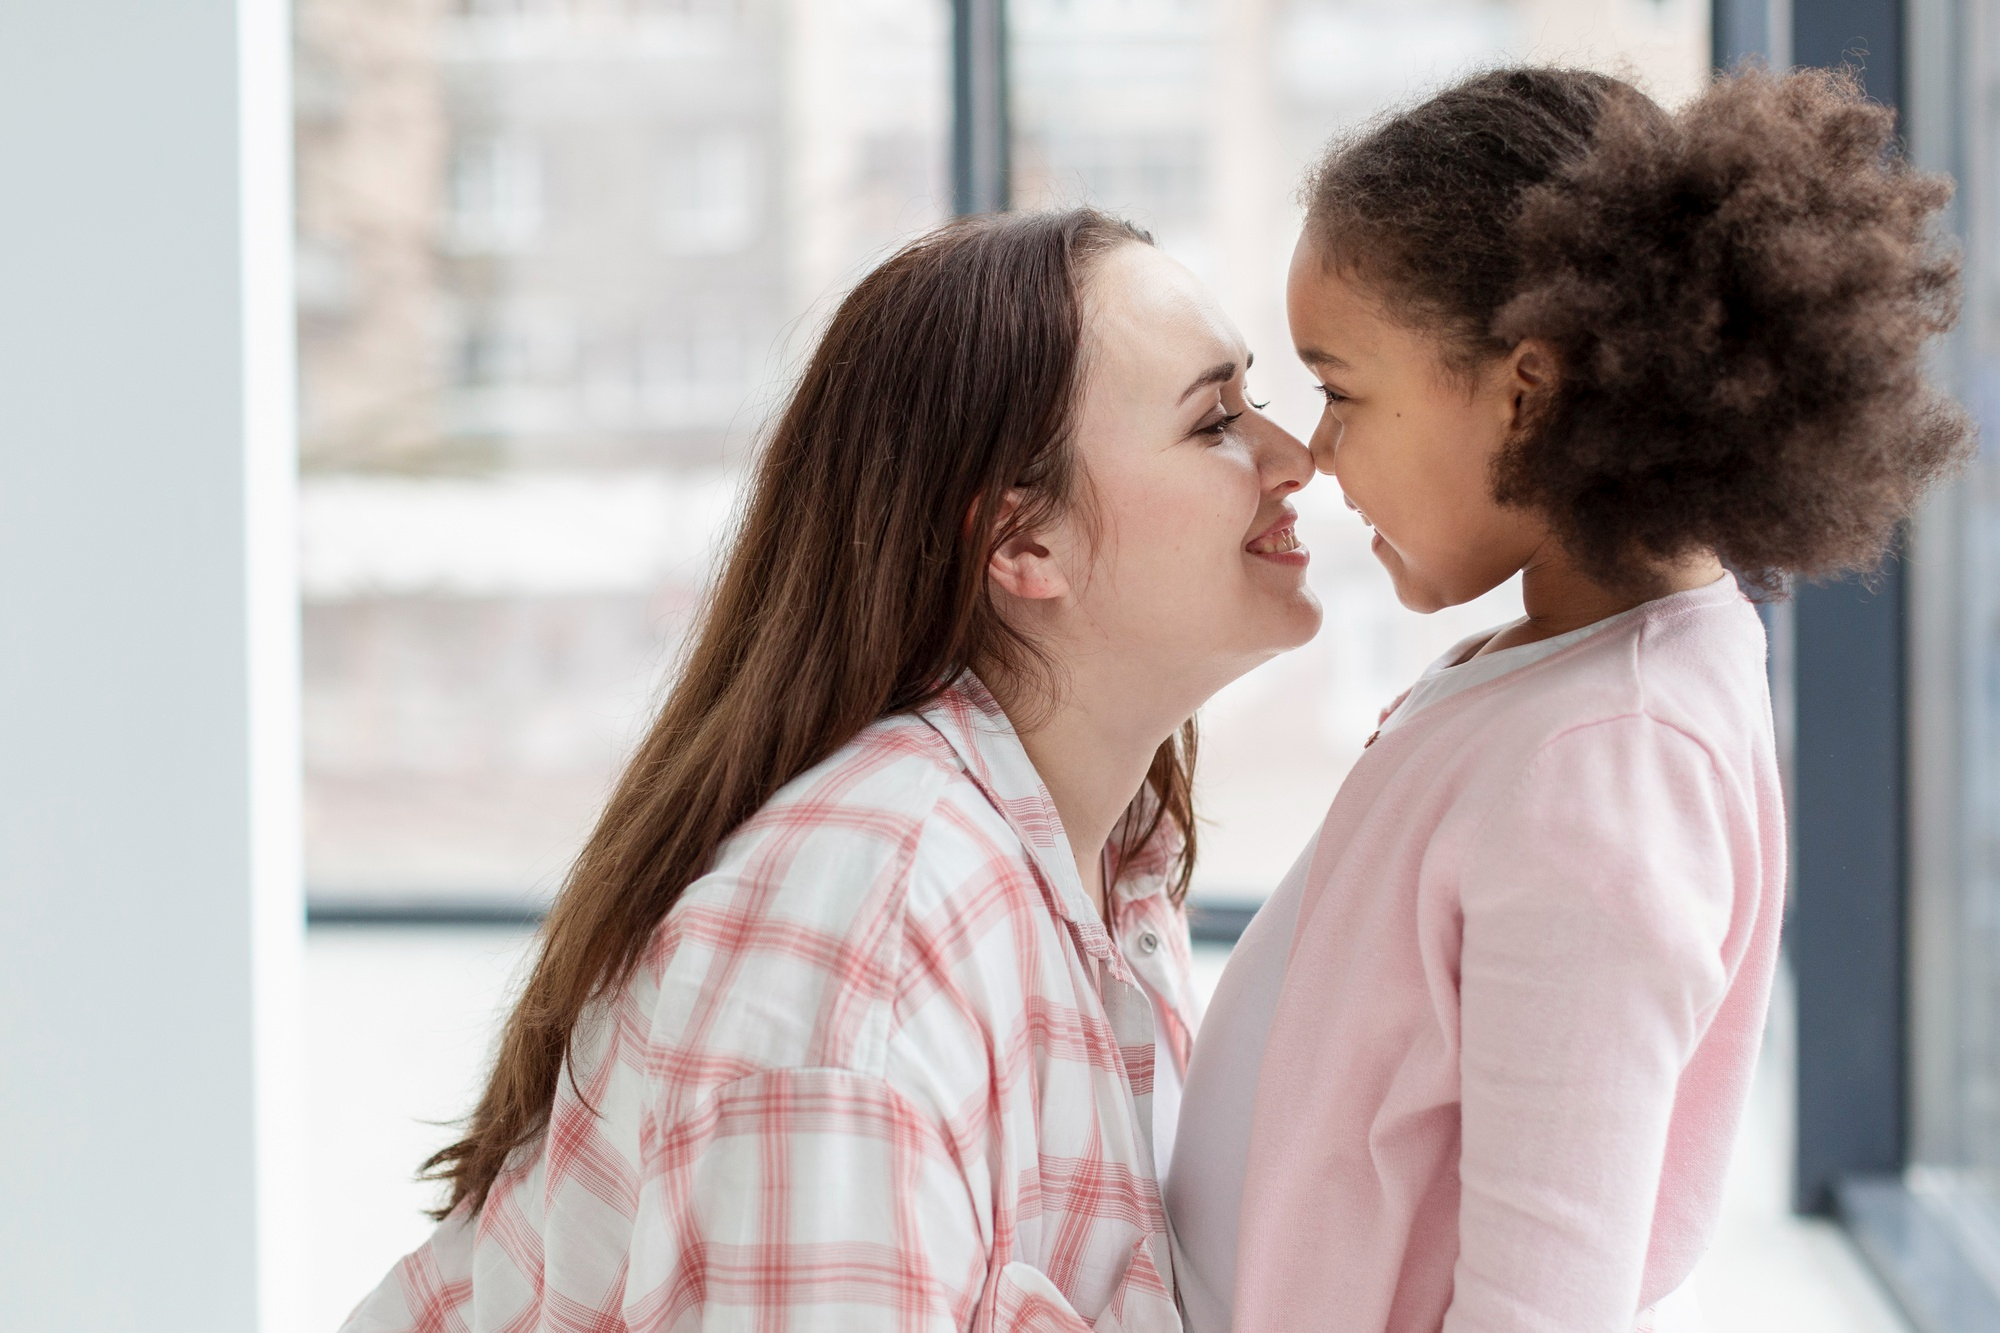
[1085,245,1241,380]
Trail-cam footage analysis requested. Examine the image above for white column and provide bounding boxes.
[0,3,302,1330]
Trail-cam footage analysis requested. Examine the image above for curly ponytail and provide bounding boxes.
[1304,65,1973,591]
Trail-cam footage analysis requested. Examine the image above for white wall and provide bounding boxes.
[0,3,301,1330]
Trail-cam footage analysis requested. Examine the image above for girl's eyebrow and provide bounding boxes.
[1296,346,1350,370]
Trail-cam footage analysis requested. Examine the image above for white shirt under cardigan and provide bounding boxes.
[1168,601,1717,1333]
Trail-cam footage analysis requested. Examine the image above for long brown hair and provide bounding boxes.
[426,208,1200,1217]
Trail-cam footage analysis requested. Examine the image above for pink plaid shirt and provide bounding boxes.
[342,676,1199,1332]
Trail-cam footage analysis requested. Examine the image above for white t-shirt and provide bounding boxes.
[1380,614,1631,737]
[1166,612,1632,1333]
[1153,1019,1183,1184]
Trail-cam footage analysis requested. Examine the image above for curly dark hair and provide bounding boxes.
[1303,65,1972,592]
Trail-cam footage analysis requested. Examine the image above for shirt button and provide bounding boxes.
[1137,930,1160,956]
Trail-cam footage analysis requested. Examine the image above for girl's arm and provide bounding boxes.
[1448,715,1738,1333]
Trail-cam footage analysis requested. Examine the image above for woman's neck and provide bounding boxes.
[1481,542,1727,657]
[989,664,1189,922]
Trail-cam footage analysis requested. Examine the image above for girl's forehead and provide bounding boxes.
[1289,264,1432,374]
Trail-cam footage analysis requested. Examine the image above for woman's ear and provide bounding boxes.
[984,491,1070,603]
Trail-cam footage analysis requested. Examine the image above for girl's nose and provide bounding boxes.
[1309,412,1344,476]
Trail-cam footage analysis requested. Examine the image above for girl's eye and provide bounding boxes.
[1316,384,1349,407]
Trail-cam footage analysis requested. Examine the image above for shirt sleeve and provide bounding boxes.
[626,1064,1004,1329]
[1445,716,1737,1333]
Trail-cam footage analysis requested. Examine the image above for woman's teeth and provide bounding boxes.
[1250,526,1301,555]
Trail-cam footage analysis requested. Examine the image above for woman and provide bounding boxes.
[341,208,1319,1331]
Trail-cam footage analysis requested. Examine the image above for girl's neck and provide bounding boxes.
[989,664,1191,922]
[1480,543,1726,658]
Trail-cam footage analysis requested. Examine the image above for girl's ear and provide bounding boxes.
[1501,339,1560,429]
[984,491,1071,603]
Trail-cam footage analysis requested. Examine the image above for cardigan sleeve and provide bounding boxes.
[1445,715,1736,1333]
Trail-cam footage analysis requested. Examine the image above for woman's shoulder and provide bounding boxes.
[636,710,1047,1080]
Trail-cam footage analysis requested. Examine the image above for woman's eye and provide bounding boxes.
[1248,395,1271,411]
[1201,410,1246,438]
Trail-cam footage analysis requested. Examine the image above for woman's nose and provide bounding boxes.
[1254,415,1315,494]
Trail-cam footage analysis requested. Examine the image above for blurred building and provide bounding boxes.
[295,0,948,904]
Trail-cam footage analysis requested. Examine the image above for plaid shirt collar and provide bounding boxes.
[915,674,1169,982]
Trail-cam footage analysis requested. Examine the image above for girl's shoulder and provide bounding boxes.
[1378,582,1769,785]
[1503,579,1765,728]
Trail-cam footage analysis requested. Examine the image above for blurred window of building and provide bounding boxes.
[659,131,763,254]
[447,134,544,253]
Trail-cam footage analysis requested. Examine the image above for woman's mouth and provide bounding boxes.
[1250,525,1301,555]
[1247,517,1308,565]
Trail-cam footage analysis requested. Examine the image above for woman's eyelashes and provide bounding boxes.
[1197,409,1247,439]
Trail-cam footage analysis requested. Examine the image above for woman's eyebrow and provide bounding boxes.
[1177,360,1238,404]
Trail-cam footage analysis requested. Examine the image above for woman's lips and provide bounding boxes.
[1249,524,1301,555]
[1247,517,1308,565]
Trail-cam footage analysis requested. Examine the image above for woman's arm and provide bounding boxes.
[1447,716,1737,1332]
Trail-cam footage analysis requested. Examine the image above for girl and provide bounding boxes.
[341,208,1319,1331]
[1169,67,1969,1332]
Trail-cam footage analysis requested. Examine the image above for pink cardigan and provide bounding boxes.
[1234,578,1785,1331]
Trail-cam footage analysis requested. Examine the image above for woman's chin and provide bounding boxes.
[1287,589,1326,646]
[1256,588,1325,652]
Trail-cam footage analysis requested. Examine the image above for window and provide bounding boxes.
[1907,0,2000,1240]
[298,0,1709,912]
[297,0,944,911]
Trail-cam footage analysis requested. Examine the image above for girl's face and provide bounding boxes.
[1006,243,1321,704]
[1285,235,1549,613]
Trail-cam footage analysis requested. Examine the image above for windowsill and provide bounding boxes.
[1839,1175,2000,1331]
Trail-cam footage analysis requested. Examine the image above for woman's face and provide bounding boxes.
[1016,243,1320,704]
[1284,235,1547,612]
